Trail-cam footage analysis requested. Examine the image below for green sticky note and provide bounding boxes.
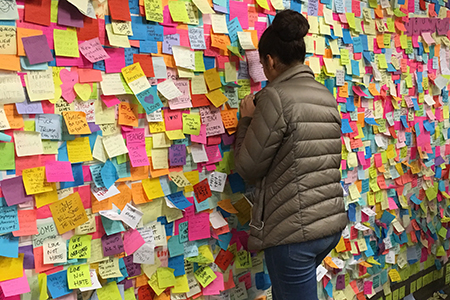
[68,235,92,259]
[67,264,91,289]
[377,54,388,69]
[157,267,176,289]
[194,51,206,72]
[53,29,79,58]
[24,120,35,131]
[0,143,15,170]
[97,281,122,300]
[345,13,355,29]
[340,49,350,65]
[194,265,217,288]
[168,1,190,23]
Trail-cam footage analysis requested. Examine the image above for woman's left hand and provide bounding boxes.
[240,94,256,118]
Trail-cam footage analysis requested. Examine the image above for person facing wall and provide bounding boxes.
[234,9,349,300]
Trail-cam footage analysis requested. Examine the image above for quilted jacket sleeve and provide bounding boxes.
[234,87,287,182]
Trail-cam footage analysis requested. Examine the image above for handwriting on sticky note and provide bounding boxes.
[49,192,88,234]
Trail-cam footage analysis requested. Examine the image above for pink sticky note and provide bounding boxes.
[164,110,182,131]
[363,281,373,295]
[188,212,210,241]
[123,229,145,255]
[101,94,121,107]
[229,1,248,29]
[79,37,110,63]
[59,68,78,103]
[126,129,149,167]
[203,272,224,295]
[205,145,222,164]
[191,125,207,144]
[45,161,74,182]
[82,165,92,182]
[0,270,30,297]
[104,48,125,73]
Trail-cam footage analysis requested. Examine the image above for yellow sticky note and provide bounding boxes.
[194,51,206,72]
[168,1,190,23]
[194,265,217,287]
[68,235,92,259]
[377,54,388,69]
[157,267,176,289]
[50,192,89,234]
[148,272,166,296]
[182,113,201,135]
[67,264,91,289]
[142,178,165,200]
[125,288,137,300]
[255,0,269,9]
[165,130,186,140]
[224,62,237,83]
[206,89,228,107]
[67,136,93,163]
[121,63,146,84]
[38,273,48,300]
[35,188,59,208]
[389,269,401,282]
[0,253,24,281]
[22,166,54,195]
[204,68,222,90]
[171,275,190,293]
[53,29,79,58]
[97,281,122,300]
[340,49,350,65]
[345,13,356,29]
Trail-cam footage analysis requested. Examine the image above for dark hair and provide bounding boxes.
[258,10,310,65]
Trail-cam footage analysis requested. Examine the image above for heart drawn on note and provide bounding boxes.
[144,94,154,104]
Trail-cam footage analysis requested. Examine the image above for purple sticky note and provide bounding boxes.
[19,245,35,269]
[101,233,124,256]
[22,35,54,65]
[57,0,85,28]
[221,133,235,146]
[123,255,141,277]
[15,98,44,115]
[169,144,186,166]
[1,176,33,206]
[162,34,180,55]
[88,122,101,132]
[336,274,345,290]
[307,0,318,16]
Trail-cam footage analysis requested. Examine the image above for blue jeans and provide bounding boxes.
[264,232,342,300]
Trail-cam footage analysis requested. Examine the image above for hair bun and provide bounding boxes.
[272,10,310,42]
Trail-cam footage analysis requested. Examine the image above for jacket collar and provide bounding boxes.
[266,63,315,87]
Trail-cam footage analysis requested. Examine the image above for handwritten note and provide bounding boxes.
[49,192,88,234]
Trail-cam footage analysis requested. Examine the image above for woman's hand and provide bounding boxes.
[240,94,256,118]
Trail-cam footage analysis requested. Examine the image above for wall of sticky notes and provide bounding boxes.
[1,0,450,299]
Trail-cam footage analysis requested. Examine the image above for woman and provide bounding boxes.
[234,10,348,300]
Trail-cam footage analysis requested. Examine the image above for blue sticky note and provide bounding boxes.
[168,255,185,277]
[412,98,419,111]
[380,211,396,225]
[36,114,62,140]
[168,236,185,257]
[129,0,140,14]
[423,120,434,132]
[140,40,158,54]
[351,60,360,76]
[343,29,353,44]
[410,194,422,205]
[136,86,163,115]
[20,57,49,70]
[0,234,19,258]
[101,216,125,236]
[341,118,353,134]
[112,158,131,179]
[255,272,271,290]
[124,47,138,66]
[194,194,210,212]
[167,192,193,210]
[179,222,188,243]
[47,270,72,299]
[347,203,356,222]
[353,36,363,53]
[291,0,302,12]
[414,122,421,136]
[101,160,118,189]
[0,206,19,234]
[227,18,243,43]
[400,115,409,128]
[365,118,379,126]
[60,163,84,189]
[165,222,173,236]
[204,56,215,70]
[218,232,232,250]
[90,164,104,187]
[93,60,105,71]
[228,173,246,193]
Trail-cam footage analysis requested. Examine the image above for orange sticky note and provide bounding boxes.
[217,199,238,213]
[91,196,112,214]
[210,33,230,51]
[78,69,103,83]
[131,182,151,204]
[17,28,43,56]
[50,192,88,234]
[0,55,20,71]
[118,102,139,127]
[4,104,24,129]
[109,182,132,210]
[220,109,238,129]
[12,210,38,237]
[63,111,92,135]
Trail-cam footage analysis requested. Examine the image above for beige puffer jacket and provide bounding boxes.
[234,64,348,251]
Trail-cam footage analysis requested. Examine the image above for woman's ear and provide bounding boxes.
[266,54,275,70]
